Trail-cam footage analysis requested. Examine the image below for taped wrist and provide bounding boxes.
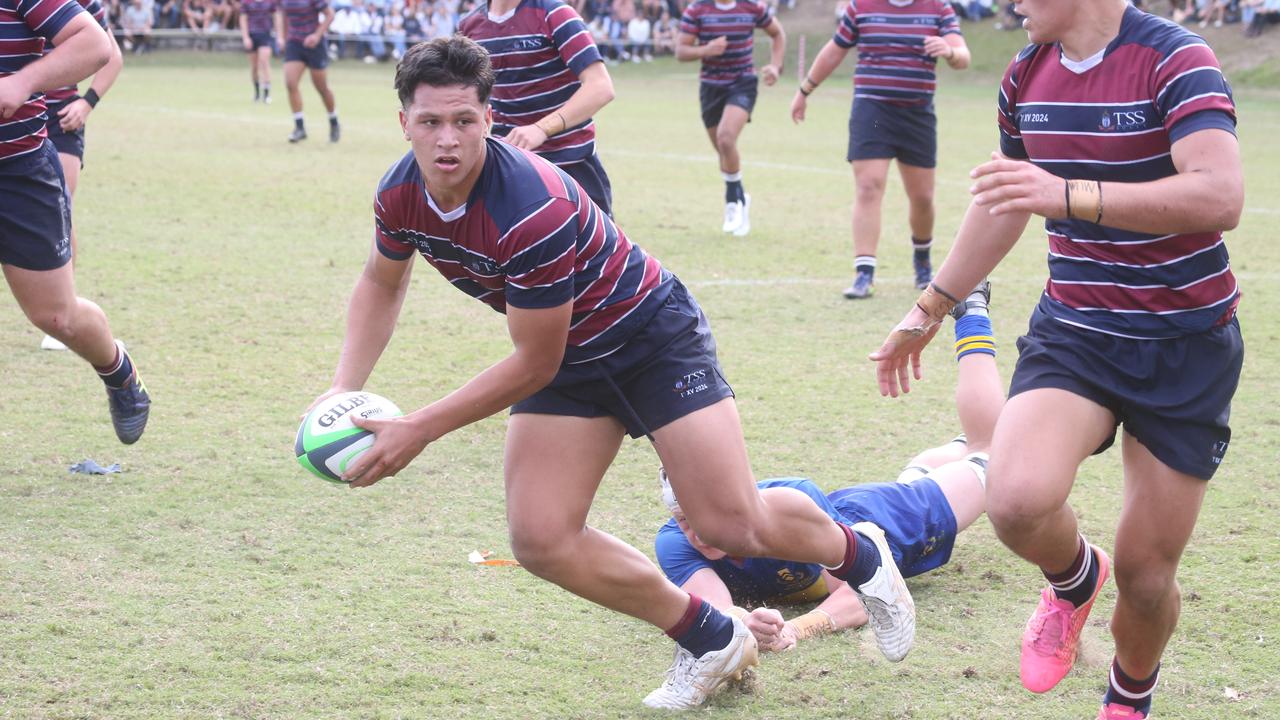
[789,609,836,640]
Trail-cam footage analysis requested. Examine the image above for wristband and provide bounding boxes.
[915,283,956,324]
[83,89,100,108]
[789,609,836,640]
[1066,179,1102,224]
[928,281,960,305]
[798,85,811,97]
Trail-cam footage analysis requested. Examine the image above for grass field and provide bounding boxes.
[1,43,1278,720]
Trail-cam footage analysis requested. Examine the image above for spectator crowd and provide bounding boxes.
[104,0,1280,58]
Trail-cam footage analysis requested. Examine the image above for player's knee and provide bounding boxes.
[690,512,766,557]
[508,524,572,576]
[26,304,75,339]
[854,176,887,200]
[985,488,1050,541]
[1114,559,1179,612]
[713,130,738,156]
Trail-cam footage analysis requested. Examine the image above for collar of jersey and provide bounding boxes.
[424,186,468,222]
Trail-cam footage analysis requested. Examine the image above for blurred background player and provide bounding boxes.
[656,283,999,652]
[38,0,122,351]
[282,0,338,142]
[307,37,916,711]
[677,0,784,237]
[0,0,150,443]
[872,2,1244,717]
[790,0,969,299]
[240,0,280,104]
[458,0,617,216]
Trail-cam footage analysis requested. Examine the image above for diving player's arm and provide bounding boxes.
[758,17,784,85]
[680,569,793,652]
[510,63,615,151]
[785,572,867,642]
[680,568,734,609]
[343,300,573,487]
[0,14,110,119]
[788,39,850,123]
[58,31,123,132]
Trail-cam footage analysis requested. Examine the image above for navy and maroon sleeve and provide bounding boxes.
[833,1,859,48]
[938,0,961,36]
[20,0,87,41]
[499,198,578,309]
[754,0,773,28]
[997,54,1028,160]
[373,191,415,262]
[546,1,602,76]
[1152,40,1236,144]
[678,2,699,37]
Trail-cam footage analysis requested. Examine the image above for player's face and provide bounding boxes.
[400,83,492,200]
[673,511,728,561]
[1010,0,1074,44]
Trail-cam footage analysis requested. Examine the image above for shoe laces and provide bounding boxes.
[1028,593,1074,658]
[661,647,698,691]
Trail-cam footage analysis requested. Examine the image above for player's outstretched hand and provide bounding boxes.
[789,91,807,124]
[242,36,253,51]
[703,36,728,58]
[57,98,92,132]
[343,415,430,488]
[745,607,795,652]
[971,151,1067,218]
[759,63,779,86]
[505,124,549,151]
[868,304,942,398]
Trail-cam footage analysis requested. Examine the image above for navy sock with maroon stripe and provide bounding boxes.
[666,594,734,658]
[825,523,881,587]
[1046,535,1100,608]
[94,342,135,389]
[1103,659,1158,716]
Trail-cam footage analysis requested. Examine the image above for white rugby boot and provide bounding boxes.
[850,521,916,662]
[721,200,744,233]
[642,615,758,710]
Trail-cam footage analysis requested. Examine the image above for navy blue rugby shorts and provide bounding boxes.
[847,97,937,168]
[0,140,72,271]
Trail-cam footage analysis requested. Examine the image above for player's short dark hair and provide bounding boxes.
[395,36,496,108]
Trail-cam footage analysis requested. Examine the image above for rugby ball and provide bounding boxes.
[296,391,403,483]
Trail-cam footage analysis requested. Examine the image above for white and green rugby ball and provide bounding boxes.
[296,391,403,483]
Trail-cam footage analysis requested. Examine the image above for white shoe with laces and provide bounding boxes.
[850,521,916,662]
[731,193,751,237]
[642,615,758,710]
[722,200,743,233]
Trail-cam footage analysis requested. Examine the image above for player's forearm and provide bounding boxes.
[675,41,703,62]
[930,199,1029,300]
[406,351,561,444]
[804,40,847,88]
[16,22,111,95]
[811,584,867,631]
[538,63,613,133]
[944,40,970,70]
[315,9,335,35]
[1082,171,1242,236]
[767,26,785,71]
[331,274,408,391]
[86,34,124,99]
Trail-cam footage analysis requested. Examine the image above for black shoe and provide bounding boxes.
[949,280,992,320]
[913,258,932,289]
[329,121,340,143]
[289,127,307,143]
[106,369,151,445]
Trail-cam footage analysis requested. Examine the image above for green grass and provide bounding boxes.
[1,50,1277,719]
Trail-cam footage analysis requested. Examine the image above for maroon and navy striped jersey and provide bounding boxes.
[679,0,773,85]
[459,0,604,166]
[0,0,87,159]
[281,0,325,42]
[242,0,280,36]
[998,5,1238,339]
[43,0,105,105]
[834,0,960,107]
[374,139,673,366]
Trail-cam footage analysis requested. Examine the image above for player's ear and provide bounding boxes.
[485,105,493,136]
[399,108,409,141]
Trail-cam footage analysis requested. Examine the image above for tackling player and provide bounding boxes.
[308,36,916,711]
[38,0,123,351]
[677,0,784,237]
[790,0,969,298]
[656,284,999,653]
[240,0,280,104]
[871,2,1243,718]
[0,0,151,443]
[458,0,617,216]
[281,0,338,143]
